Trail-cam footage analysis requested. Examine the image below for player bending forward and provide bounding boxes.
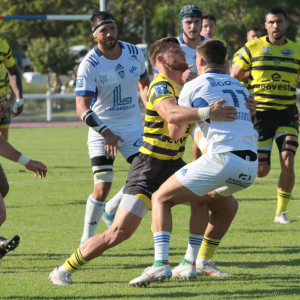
[130,39,258,286]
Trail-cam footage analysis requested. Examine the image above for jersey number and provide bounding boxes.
[113,85,132,106]
[222,90,248,108]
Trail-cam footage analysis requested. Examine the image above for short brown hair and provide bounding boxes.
[197,39,227,66]
[148,37,179,67]
[202,13,216,24]
[90,11,115,29]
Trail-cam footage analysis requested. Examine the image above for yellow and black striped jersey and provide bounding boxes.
[139,73,195,160]
[214,36,228,60]
[0,39,15,69]
[0,69,10,101]
[235,35,300,111]
[232,47,248,88]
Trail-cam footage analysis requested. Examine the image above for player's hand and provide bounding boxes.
[210,99,238,121]
[0,103,8,118]
[12,105,23,117]
[245,94,256,117]
[25,160,47,178]
[101,129,125,159]
[182,65,197,82]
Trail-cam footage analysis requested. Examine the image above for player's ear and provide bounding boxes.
[286,20,289,28]
[199,57,206,66]
[157,55,164,64]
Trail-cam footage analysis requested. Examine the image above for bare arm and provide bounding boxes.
[138,75,150,107]
[230,63,246,81]
[6,64,23,116]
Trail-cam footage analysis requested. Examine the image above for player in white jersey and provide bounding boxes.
[75,12,150,247]
[130,39,258,286]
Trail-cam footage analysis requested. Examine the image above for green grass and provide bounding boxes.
[0,126,300,300]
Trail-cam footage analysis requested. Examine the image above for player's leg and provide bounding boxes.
[196,196,238,276]
[79,133,115,247]
[50,199,148,285]
[275,130,298,223]
[0,126,9,140]
[0,164,9,199]
[191,124,208,161]
[0,114,10,140]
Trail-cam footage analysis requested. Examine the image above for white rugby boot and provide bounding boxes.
[274,212,292,224]
[49,267,72,285]
[196,259,233,277]
[129,262,172,287]
[172,259,197,280]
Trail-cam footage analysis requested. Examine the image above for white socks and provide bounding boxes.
[105,185,126,215]
[80,194,105,242]
[184,234,203,262]
[154,231,171,262]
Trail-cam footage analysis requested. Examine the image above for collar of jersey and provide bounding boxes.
[179,33,207,45]
[93,41,124,57]
[205,70,226,74]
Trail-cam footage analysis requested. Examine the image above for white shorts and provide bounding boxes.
[119,194,149,218]
[175,151,258,197]
[191,123,208,152]
[87,126,144,160]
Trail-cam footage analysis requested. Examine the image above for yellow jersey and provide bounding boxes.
[235,35,300,111]
[232,47,248,88]
[0,39,15,69]
[0,69,10,101]
[139,73,195,160]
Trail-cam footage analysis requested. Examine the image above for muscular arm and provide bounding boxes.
[230,63,246,81]
[0,135,22,162]
[138,75,150,107]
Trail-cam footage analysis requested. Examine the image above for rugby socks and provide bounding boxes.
[276,189,291,215]
[62,249,88,273]
[184,234,203,262]
[105,185,126,215]
[197,237,221,260]
[153,231,171,266]
[81,195,105,243]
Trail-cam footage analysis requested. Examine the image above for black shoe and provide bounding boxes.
[0,235,20,259]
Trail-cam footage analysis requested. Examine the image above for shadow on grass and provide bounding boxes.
[6,201,86,208]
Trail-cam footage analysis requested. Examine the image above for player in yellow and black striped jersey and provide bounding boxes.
[232,28,261,88]
[0,39,15,69]
[231,7,300,223]
[0,69,15,140]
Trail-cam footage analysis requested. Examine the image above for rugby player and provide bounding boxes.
[75,11,150,247]
[0,69,16,140]
[0,134,47,260]
[49,37,241,285]
[232,28,261,88]
[130,39,258,286]
[231,7,300,223]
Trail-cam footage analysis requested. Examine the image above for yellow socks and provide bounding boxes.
[63,248,89,273]
[276,189,291,215]
[198,237,221,260]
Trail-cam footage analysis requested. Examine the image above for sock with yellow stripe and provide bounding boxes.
[197,237,221,260]
[61,248,89,274]
[276,189,291,215]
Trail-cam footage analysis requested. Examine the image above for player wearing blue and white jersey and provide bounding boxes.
[130,39,258,286]
[76,12,150,248]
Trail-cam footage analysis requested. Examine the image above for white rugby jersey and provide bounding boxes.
[178,70,258,154]
[154,34,209,75]
[75,41,147,131]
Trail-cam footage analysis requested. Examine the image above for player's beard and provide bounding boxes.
[165,59,188,72]
[99,37,118,49]
[271,28,286,40]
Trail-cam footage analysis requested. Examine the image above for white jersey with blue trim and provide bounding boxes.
[154,34,209,75]
[178,70,258,154]
[75,41,147,131]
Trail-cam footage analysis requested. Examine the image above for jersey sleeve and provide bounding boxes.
[75,60,97,98]
[149,81,175,106]
[2,42,15,69]
[234,44,252,71]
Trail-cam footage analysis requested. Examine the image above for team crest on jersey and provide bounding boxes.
[129,54,139,61]
[99,71,118,86]
[154,84,170,96]
[273,58,281,66]
[118,71,125,78]
[281,49,294,55]
[261,47,272,53]
[115,64,124,72]
[76,76,83,88]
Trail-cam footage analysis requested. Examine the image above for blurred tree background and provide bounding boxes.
[1,0,300,67]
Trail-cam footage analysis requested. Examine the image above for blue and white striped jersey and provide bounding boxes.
[75,41,147,131]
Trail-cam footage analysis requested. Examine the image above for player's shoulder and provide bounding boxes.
[233,47,244,58]
[285,38,300,53]
[244,36,267,51]
[0,39,10,53]
[119,41,143,59]
[79,46,101,68]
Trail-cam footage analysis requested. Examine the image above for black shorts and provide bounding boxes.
[253,105,299,149]
[0,108,11,128]
[125,153,186,209]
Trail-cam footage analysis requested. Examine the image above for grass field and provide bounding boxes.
[0,126,300,300]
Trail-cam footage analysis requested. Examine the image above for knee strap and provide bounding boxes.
[276,135,299,155]
[258,150,271,165]
[94,170,114,184]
